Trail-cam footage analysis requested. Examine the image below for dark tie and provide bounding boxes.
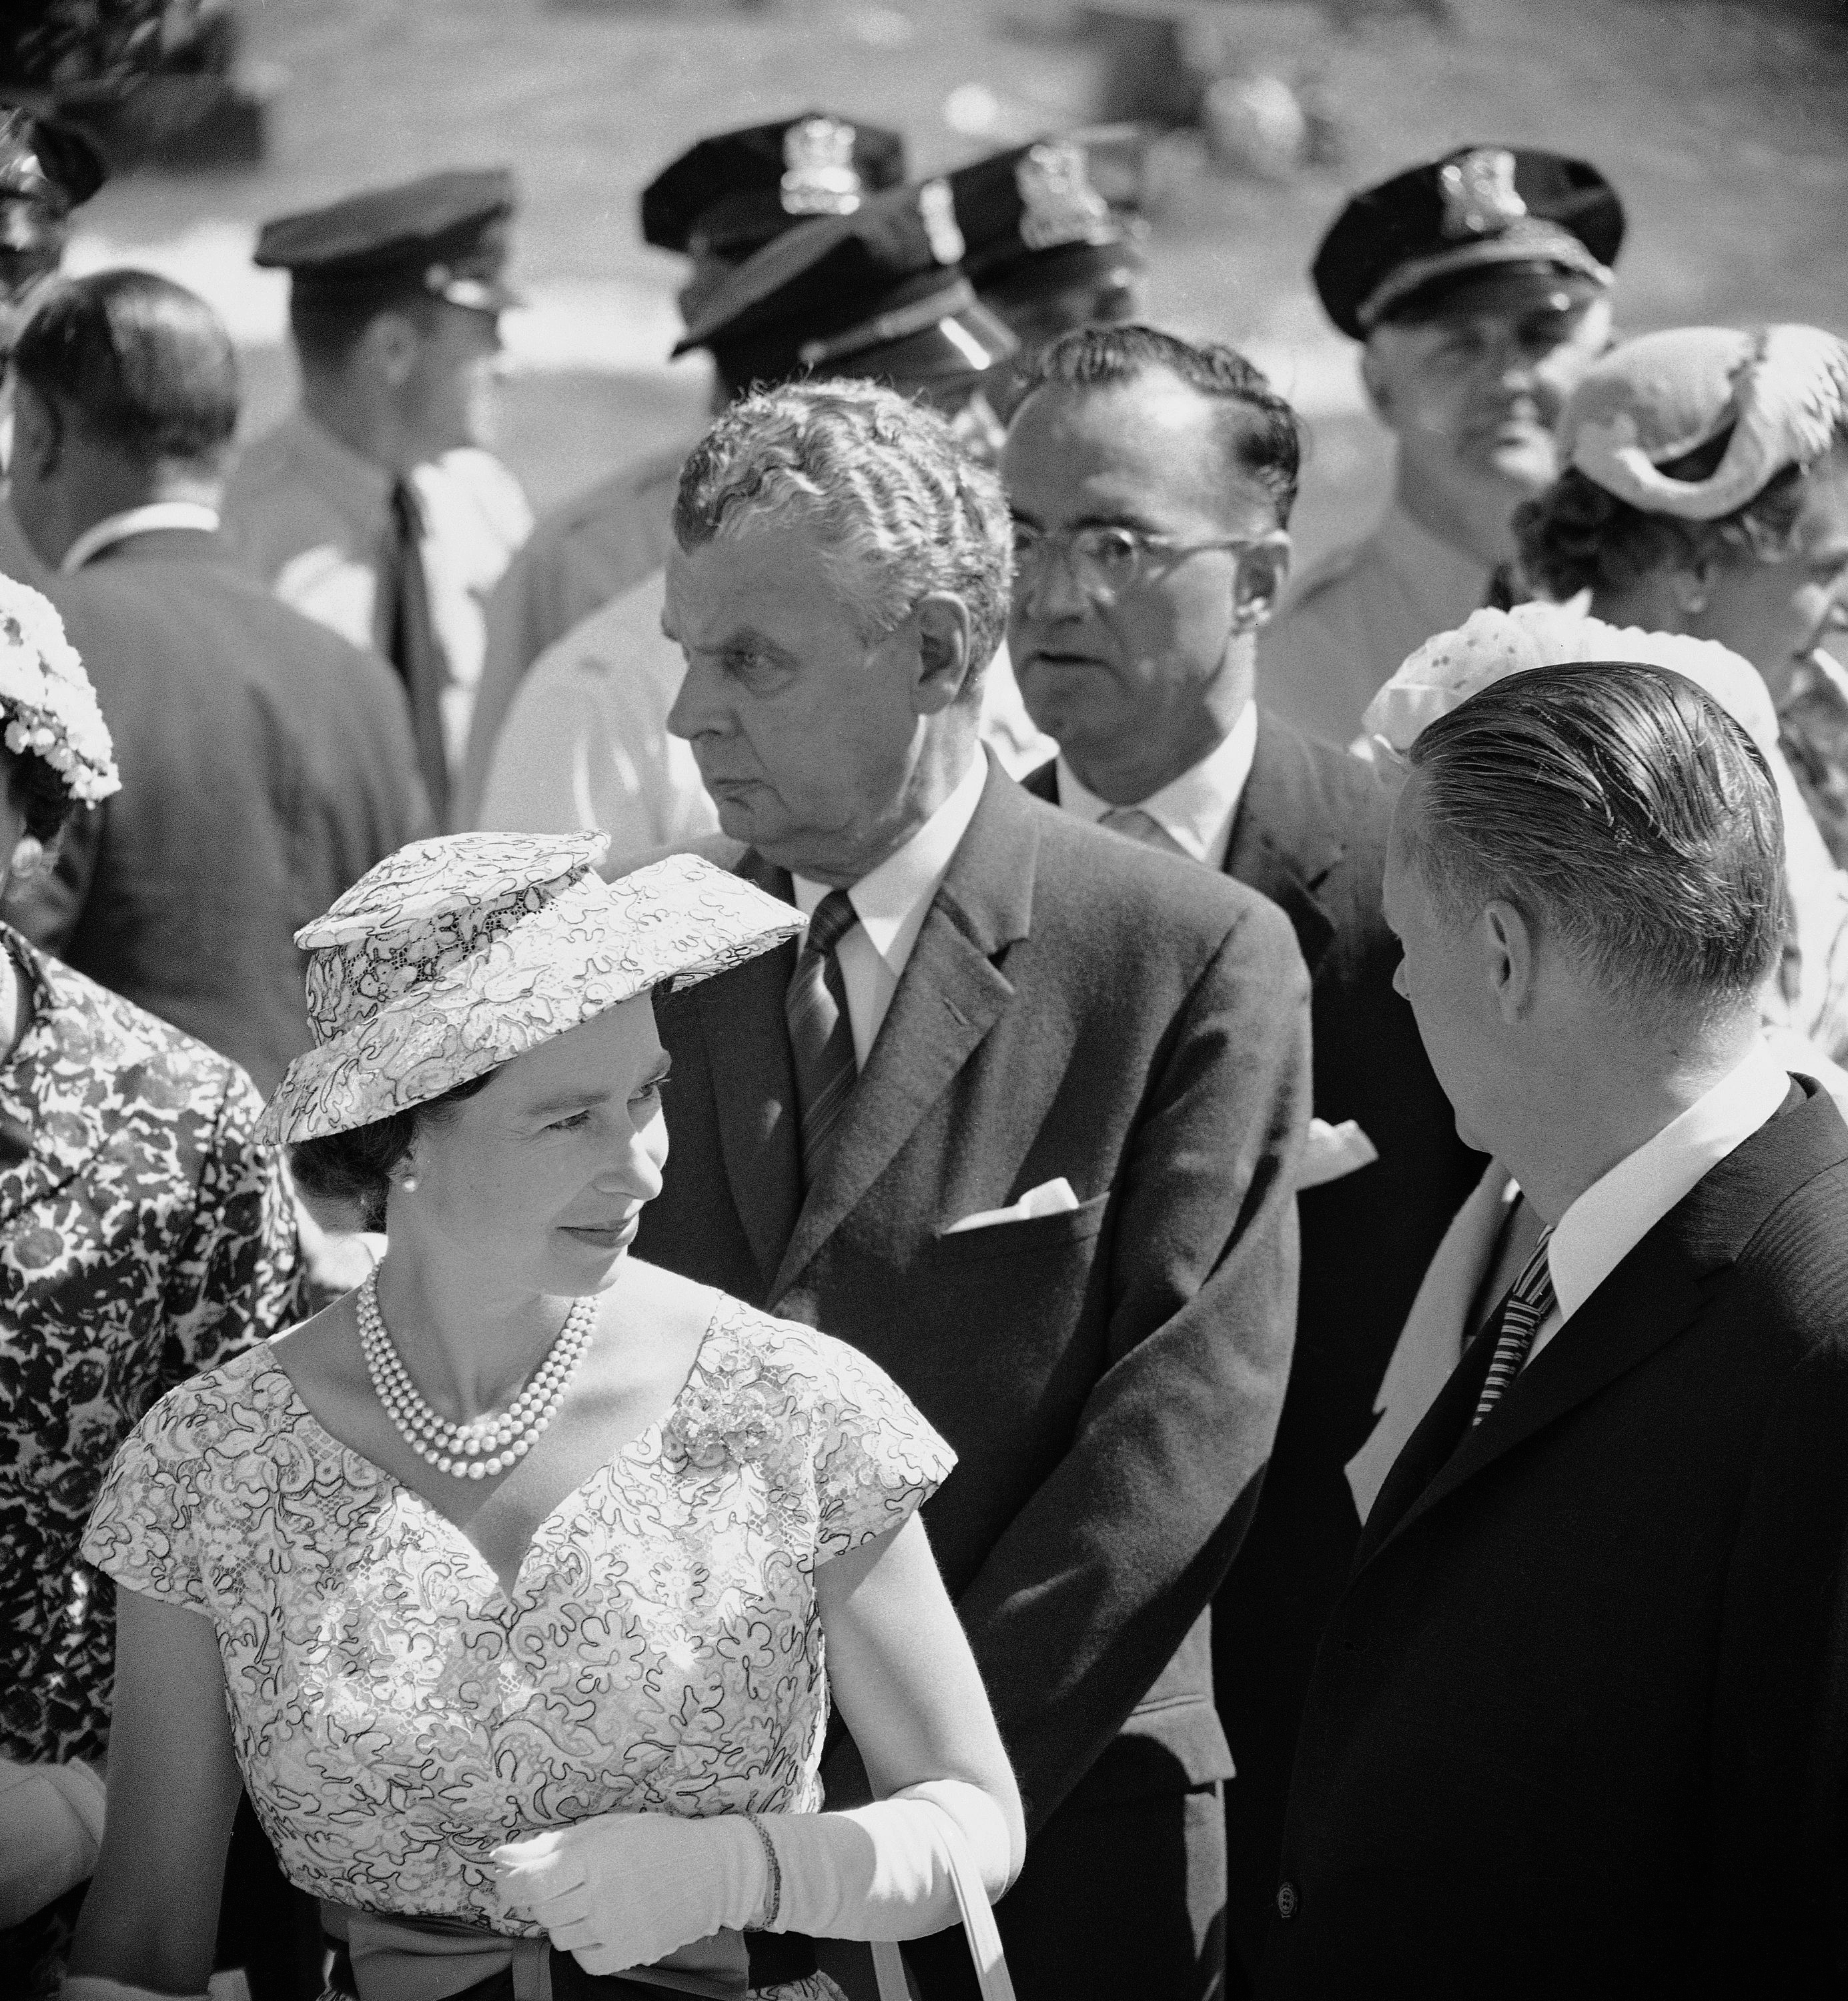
[785,889,860,1187]
[1471,1231,1556,1427]
[379,477,451,824]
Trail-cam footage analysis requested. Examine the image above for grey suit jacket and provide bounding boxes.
[635,754,1313,1828]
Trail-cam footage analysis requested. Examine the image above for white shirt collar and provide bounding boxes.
[1546,1042,1791,1325]
[61,502,221,575]
[791,748,989,970]
[1053,700,1258,870]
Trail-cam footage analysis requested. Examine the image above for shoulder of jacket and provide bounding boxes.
[1278,534,1379,613]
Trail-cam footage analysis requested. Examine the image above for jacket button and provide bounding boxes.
[1276,1882,1300,1920]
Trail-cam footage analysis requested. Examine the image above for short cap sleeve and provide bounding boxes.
[807,1333,955,1563]
[79,1381,217,1611]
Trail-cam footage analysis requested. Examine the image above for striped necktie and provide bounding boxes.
[1471,1231,1556,1427]
[785,889,860,1187]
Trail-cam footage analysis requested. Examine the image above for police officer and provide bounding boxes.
[456,111,908,826]
[476,177,1050,850]
[221,169,532,823]
[945,123,1151,422]
[0,106,107,588]
[1260,145,1624,747]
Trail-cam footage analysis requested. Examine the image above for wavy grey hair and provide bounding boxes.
[672,378,1012,686]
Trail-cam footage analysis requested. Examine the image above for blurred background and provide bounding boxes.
[9,0,1847,572]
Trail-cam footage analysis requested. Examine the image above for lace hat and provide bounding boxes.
[1560,323,1848,522]
[262,832,804,1146]
[1363,602,1780,766]
[0,577,119,806]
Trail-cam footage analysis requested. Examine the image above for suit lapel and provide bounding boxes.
[697,851,803,1289]
[768,757,1038,1306]
[1358,1081,1843,1570]
[1222,716,1348,978]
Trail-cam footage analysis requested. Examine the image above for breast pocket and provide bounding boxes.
[926,1192,1111,1267]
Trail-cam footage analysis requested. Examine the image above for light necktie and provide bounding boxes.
[785,889,860,1188]
[1470,1230,1556,1427]
[1099,804,1188,858]
[379,476,451,824]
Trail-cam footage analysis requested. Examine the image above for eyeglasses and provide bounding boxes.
[1011,522,1263,602]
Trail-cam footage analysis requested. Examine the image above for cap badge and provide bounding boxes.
[919,179,966,265]
[1015,141,1115,253]
[1438,149,1527,239]
[782,116,864,217]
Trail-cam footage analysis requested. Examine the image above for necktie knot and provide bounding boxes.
[803,888,859,959]
[390,476,426,540]
[1471,1229,1556,1427]
[1099,804,1186,858]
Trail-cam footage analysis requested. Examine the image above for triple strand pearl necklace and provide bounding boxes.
[357,1272,598,1480]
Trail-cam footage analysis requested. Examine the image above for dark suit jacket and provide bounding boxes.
[1262,1079,1848,2000]
[1025,716,1482,1964]
[15,528,430,1093]
[636,754,1312,1832]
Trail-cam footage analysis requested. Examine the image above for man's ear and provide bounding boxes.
[1480,898,1535,1023]
[358,309,423,392]
[1231,531,1292,632]
[909,592,975,715]
[11,380,61,480]
[1359,338,1394,424]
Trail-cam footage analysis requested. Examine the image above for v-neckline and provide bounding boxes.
[258,1306,721,1603]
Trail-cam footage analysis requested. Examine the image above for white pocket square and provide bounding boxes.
[945,1177,1081,1234]
[1296,1117,1379,1191]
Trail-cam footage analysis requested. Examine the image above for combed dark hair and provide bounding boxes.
[288,1069,496,1232]
[288,283,442,376]
[1404,662,1787,1021]
[2,746,77,845]
[1513,416,1845,601]
[1019,322,1302,528]
[11,269,239,466]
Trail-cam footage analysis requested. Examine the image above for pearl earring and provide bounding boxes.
[400,1173,418,1193]
[9,836,45,882]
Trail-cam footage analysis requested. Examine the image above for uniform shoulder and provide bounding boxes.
[1276,531,1380,612]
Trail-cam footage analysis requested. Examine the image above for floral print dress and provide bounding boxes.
[0,928,302,1994]
[81,1295,953,1999]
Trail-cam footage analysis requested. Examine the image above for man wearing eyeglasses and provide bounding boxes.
[1002,321,1482,1998]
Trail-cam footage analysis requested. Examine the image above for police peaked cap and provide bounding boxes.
[642,113,906,260]
[1314,145,1625,341]
[255,168,519,312]
[947,127,1149,297]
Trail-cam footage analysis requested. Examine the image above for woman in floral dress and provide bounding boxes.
[0,579,302,1996]
[69,829,1023,2001]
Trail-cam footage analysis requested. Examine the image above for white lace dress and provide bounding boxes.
[81,1295,953,1997]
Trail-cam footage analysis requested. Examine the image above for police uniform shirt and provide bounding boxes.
[222,408,533,773]
[456,440,688,829]
[1257,502,1491,750]
[478,565,1055,855]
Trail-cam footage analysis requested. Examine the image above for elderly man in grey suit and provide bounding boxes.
[633,378,1312,2001]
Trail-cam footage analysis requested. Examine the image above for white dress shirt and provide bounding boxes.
[791,750,988,1070]
[1530,1041,1791,1364]
[1053,700,1258,870]
[59,502,221,574]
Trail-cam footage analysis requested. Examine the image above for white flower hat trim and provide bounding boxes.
[0,576,120,805]
[1364,602,1780,766]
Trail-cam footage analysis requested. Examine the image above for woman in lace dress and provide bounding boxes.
[1514,323,1848,1056]
[67,830,1024,2001]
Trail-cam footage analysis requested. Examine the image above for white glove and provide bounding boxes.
[760,1779,1013,1942]
[1,1756,106,1929]
[493,1812,769,1978]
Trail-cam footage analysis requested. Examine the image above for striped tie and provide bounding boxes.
[785,889,860,1187]
[1471,1231,1556,1427]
